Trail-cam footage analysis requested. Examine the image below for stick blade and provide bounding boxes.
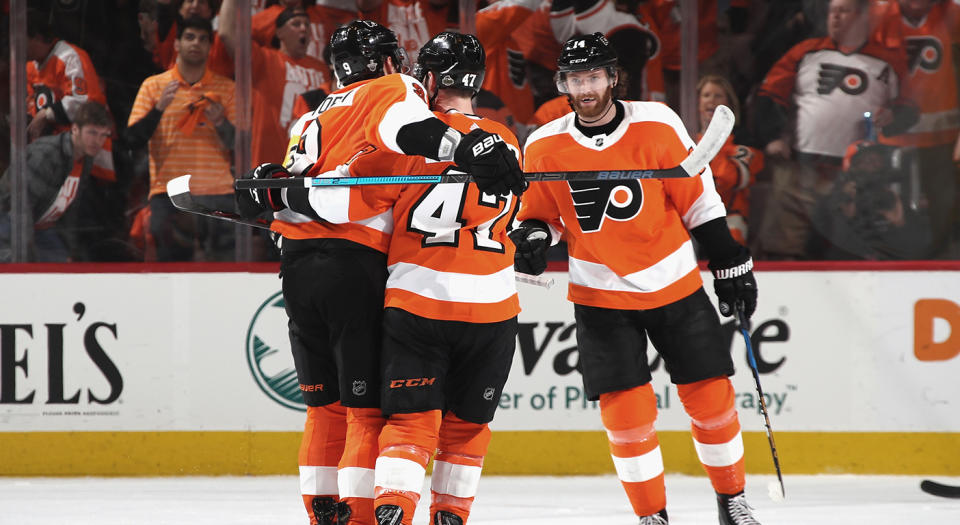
[680,104,735,176]
[921,480,960,498]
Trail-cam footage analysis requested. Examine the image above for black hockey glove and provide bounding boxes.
[708,246,758,320]
[454,129,527,197]
[508,220,551,275]
[236,163,289,218]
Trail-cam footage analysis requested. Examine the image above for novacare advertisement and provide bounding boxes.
[0,270,958,433]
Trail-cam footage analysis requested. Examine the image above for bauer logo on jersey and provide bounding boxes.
[817,63,868,96]
[568,180,643,233]
[906,36,943,74]
[245,291,305,412]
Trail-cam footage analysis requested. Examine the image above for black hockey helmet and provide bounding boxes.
[555,32,619,93]
[412,31,486,95]
[557,32,619,73]
[328,20,407,87]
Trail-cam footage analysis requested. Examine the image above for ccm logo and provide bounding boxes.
[472,135,503,156]
[389,377,437,388]
[915,299,960,361]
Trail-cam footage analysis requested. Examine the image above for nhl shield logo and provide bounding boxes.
[483,387,495,401]
[353,380,367,396]
[595,137,604,147]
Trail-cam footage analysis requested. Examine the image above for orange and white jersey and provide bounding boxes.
[477,0,539,125]
[876,0,960,147]
[757,37,907,158]
[289,110,522,323]
[272,73,437,251]
[519,101,725,310]
[27,39,106,128]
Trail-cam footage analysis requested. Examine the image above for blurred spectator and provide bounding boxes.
[127,17,237,261]
[140,0,224,71]
[551,0,665,102]
[751,0,917,260]
[808,139,932,259]
[514,0,563,109]
[530,95,571,127]
[477,0,539,128]
[26,8,108,142]
[360,0,455,63]
[638,0,725,110]
[875,0,960,258]
[473,89,521,138]
[0,102,113,262]
[697,75,763,246]
[219,0,329,166]
[250,0,357,66]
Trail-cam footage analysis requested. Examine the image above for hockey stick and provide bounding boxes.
[234,105,736,191]
[167,175,273,230]
[166,175,555,289]
[736,303,786,500]
[920,480,960,499]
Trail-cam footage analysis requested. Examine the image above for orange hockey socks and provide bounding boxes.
[599,384,666,517]
[677,377,745,495]
[299,403,348,524]
[338,407,386,524]
[374,410,442,525]
[429,413,491,524]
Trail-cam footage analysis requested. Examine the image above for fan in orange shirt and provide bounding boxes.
[696,75,763,246]
[514,32,761,524]
[220,0,331,166]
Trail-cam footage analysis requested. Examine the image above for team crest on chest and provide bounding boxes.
[568,180,644,232]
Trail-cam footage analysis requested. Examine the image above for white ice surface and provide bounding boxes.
[1,474,959,524]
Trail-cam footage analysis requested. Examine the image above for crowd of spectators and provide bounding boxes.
[0,0,957,263]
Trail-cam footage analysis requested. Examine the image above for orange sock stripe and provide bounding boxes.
[620,474,667,517]
[299,403,348,466]
[434,451,485,467]
[705,458,746,495]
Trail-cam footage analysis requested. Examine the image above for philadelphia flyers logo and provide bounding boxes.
[906,36,942,73]
[817,63,868,95]
[31,84,56,111]
[569,180,643,233]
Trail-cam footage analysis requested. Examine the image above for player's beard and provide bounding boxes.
[570,87,614,122]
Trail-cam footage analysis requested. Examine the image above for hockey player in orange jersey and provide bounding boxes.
[513,33,761,524]
[234,21,525,525]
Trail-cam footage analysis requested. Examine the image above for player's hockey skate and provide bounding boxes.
[717,492,761,524]
[375,504,404,525]
[433,510,463,525]
[310,497,339,525]
[638,509,669,524]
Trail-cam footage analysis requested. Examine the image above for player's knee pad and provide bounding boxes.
[599,384,658,431]
[437,413,491,458]
[676,377,737,430]
[300,402,349,466]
